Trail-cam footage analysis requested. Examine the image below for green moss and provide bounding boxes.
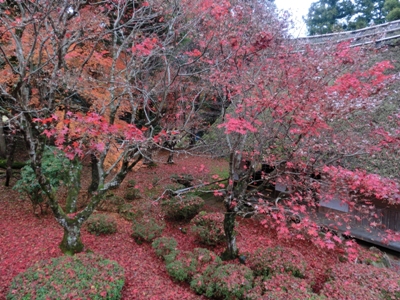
[59,230,84,255]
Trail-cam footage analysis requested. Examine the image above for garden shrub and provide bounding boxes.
[245,274,324,300]
[152,237,178,261]
[321,280,381,299]
[166,248,222,282]
[322,263,400,299]
[170,173,194,187]
[190,264,254,299]
[13,146,72,215]
[124,188,141,201]
[162,195,204,221]
[97,194,125,213]
[163,250,180,265]
[190,212,226,246]
[132,217,165,244]
[261,273,318,299]
[263,292,325,300]
[166,260,190,282]
[118,203,143,221]
[246,246,307,278]
[244,276,266,300]
[189,265,218,297]
[86,214,117,236]
[7,253,124,300]
[183,248,222,278]
[164,183,184,191]
[126,180,136,188]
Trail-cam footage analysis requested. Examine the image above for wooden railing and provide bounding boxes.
[295,19,400,47]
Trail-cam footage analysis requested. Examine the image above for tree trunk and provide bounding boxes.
[0,115,6,159]
[59,222,84,255]
[221,210,238,260]
[143,148,154,165]
[88,154,99,193]
[65,158,82,213]
[56,195,105,255]
[167,151,174,164]
[166,140,177,164]
[4,135,15,187]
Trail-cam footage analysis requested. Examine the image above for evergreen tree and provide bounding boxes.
[349,0,386,29]
[384,0,400,21]
[305,0,389,35]
[305,0,354,35]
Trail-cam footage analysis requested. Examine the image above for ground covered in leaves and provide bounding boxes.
[0,152,399,299]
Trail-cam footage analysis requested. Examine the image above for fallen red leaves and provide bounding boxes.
[0,154,392,299]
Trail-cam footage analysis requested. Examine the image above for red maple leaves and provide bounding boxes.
[34,112,144,160]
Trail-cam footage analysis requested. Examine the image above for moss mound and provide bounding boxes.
[7,253,125,300]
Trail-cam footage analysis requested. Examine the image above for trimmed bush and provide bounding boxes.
[164,183,184,191]
[322,263,400,299]
[166,248,222,282]
[7,253,124,300]
[261,273,318,300]
[190,264,254,299]
[126,180,136,188]
[162,195,204,221]
[166,260,190,282]
[246,246,307,278]
[190,212,226,246]
[189,265,218,297]
[321,280,381,300]
[247,274,324,300]
[244,277,265,300]
[163,251,180,265]
[86,214,117,236]
[98,194,125,213]
[132,217,165,244]
[152,237,178,261]
[170,174,194,187]
[118,203,143,221]
[124,188,141,201]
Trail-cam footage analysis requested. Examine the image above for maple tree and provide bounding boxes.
[0,0,222,254]
[0,0,399,264]
[193,0,399,259]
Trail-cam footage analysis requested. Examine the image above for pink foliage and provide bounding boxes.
[34,112,144,160]
[218,114,258,135]
[131,37,159,56]
[323,166,400,203]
